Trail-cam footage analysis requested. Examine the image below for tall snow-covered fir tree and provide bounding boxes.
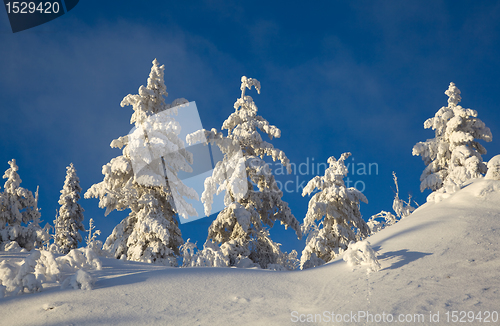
[54,163,85,254]
[413,82,492,193]
[187,76,301,269]
[0,159,47,250]
[300,153,369,270]
[85,59,198,265]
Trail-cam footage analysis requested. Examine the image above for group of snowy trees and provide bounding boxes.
[2,60,497,272]
[0,159,47,250]
[0,158,89,255]
[82,60,377,270]
[82,61,303,269]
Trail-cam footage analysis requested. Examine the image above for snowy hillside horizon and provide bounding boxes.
[1,178,499,325]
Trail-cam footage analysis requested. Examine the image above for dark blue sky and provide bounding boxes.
[1,1,499,253]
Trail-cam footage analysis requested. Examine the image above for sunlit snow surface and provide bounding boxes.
[1,179,499,325]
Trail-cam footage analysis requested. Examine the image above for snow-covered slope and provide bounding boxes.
[1,179,499,325]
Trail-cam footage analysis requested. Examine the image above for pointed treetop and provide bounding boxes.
[60,162,82,200]
[62,163,81,190]
[3,159,21,192]
[240,76,261,98]
[445,82,462,106]
[121,59,169,126]
[325,152,352,187]
[147,58,167,97]
[302,152,357,196]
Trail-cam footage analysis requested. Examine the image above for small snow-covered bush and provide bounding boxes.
[0,260,18,294]
[35,250,61,282]
[180,239,198,267]
[343,240,381,273]
[2,241,22,252]
[15,250,43,293]
[64,269,95,290]
[392,172,415,219]
[234,257,260,269]
[279,250,300,271]
[85,218,104,256]
[192,246,230,268]
[181,239,230,268]
[368,173,416,235]
[0,248,101,297]
[485,155,500,180]
[367,211,397,235]
[299,252,325,270]
[57,247,102,272]
[267,263,286,271]
[0,251,42,295]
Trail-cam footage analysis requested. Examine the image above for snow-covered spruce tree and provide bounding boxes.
[54,163,85,254]
[186,76,301,269]
[300,153,369,270]
[85,59,198,265]
[413,83,492,194]
[0,159,48,250]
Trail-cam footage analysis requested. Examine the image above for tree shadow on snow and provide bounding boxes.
[375,248,432,270]
[93,265,169,289]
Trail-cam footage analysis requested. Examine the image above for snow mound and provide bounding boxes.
[64,269,95,290]
[486,154,500,180]
[0,247,101,298]
[57,247,102,272]
[343,240,381,273]
[0,251,41,295]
